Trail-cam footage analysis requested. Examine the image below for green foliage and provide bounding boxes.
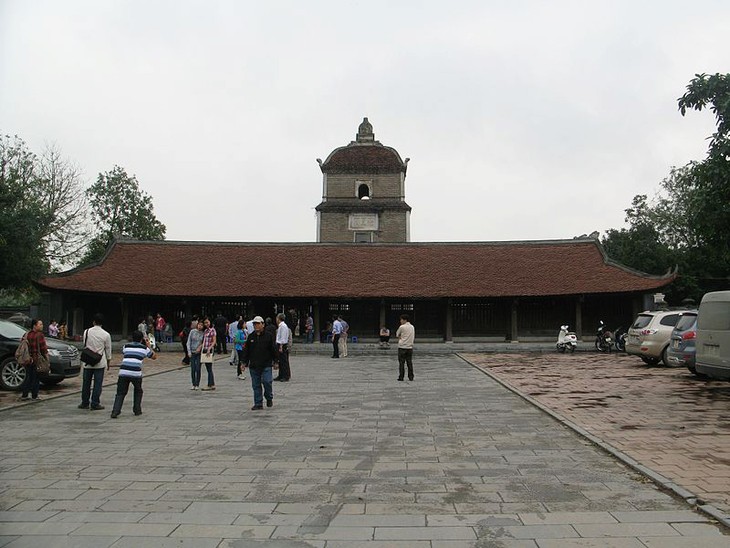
[603,73,730,304]
[80,166,166,265]
[0,135,50,289]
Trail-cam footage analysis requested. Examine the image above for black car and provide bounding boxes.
[0,318,81,390]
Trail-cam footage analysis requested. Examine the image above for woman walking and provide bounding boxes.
[21,319,48,401]
[201,317,217,391]
[186,320,204,390]
[234,319,247,380]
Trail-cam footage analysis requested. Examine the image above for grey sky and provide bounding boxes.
[1,0,727,244]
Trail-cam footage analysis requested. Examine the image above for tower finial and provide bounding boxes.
[356,117,375,142]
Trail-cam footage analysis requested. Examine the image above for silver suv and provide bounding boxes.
[626,310,694,366]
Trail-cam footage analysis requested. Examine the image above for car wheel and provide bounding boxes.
[0,357,27,391]
[662,346,671,367]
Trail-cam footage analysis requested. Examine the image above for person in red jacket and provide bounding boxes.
[21,319,48,401]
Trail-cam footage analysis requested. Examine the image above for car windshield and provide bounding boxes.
[0,319,28,339]
[631,315,653,329]
[675,313,697,332]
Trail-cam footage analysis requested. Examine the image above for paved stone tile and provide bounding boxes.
[0,523,80,535]
[574,522,681,537]
[171,524,275,538]
[537,540,646,547]
[374,526,476,540]
[70,522,177,536]
[1,535,119,547]
[1,352,727,546]
[640,538,730,547]
[111,538,220,548]
[611,510,710,523]
[464,352,730,515]
[0,511,59,522]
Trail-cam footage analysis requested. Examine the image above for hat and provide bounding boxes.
[252,316,264,323]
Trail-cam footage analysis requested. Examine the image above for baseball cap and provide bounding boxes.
[252,316,264,323]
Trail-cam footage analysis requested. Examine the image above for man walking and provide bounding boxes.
[214,311,228,354]
[111,330,156,418]
[241,316,277,410]
[331,316,343,358]
[396,314,415,382]
[274,313,291,382]
[79,314,112,410]
[338,316,349,358]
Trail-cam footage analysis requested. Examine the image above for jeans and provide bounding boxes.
[204,362,215,387]
[21,364,39,399]
[215,329,227,354]
[332,334,340,358]
[306,330,314,344]
[81,367,105,406]
[112,376,143,415]
[398,348,414,380]
[190,353,201,387]
[250,367,273,407]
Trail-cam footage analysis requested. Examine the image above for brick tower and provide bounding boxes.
[315,118,411,243]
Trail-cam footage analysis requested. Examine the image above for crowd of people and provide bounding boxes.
[16,310,416,415]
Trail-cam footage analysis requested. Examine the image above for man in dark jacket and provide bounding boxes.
[214,312,228,354]
[241,316,277,410]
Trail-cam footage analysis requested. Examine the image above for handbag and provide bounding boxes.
[80,330,103,366]
[35,353,51,375]
[201,348,214,364]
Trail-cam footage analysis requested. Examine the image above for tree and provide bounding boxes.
[677,73,730,267]
[0,135,50,290]
[602,73,730,303]
[81,165,166,264]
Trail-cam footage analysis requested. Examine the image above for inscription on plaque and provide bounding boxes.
[349,213,378,231]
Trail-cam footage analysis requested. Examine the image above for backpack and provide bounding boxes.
[15,335,33,366]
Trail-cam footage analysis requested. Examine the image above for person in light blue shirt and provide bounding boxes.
[111,330,156,418]
[331,316,343,359]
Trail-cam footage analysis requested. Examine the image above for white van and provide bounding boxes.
[695,290,730,379]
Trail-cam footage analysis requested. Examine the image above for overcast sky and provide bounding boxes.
[1,0,728,245]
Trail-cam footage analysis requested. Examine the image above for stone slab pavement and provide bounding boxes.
[1,352,729,547]
[462,352,730,520]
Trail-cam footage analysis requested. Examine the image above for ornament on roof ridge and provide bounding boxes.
[356,117,375,143]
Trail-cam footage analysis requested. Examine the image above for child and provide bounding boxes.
[111,330,156,418]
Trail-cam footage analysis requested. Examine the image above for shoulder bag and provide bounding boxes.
[80,329,103,366]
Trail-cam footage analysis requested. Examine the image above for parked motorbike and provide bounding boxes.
[613,325,628,352]
[556,325,578,353]
[595,320,613,352]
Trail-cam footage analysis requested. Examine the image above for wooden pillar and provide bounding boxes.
[379,299,386,330]
[121,297,129,340]
[575,296,583,340]
[313,299,320,344]
[510,298,519,342]
[444,298,453,342]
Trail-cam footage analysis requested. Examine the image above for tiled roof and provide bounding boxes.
[36,239,675,298]
[321,143,406,174]
[315,199,412,212]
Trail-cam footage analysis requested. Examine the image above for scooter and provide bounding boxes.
[556,325,578,353]
[595,321,613,352]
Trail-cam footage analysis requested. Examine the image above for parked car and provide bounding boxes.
[625,309,694,366]
[665,311,699,374]
[0,318,81,390]
[695,291,730,380]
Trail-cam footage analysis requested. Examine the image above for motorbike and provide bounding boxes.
[595,320,613,352]
[556,325,578,353]
[613,325,628,352]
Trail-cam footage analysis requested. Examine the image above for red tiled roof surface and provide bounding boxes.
[36,239,675,298]
[321,144,406,174]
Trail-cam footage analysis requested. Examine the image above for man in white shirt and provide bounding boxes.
[274,313,291,381]
[79,313,113,410]
[331,316,343,358]
[229,316,241,366]
[396,314,415,382]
